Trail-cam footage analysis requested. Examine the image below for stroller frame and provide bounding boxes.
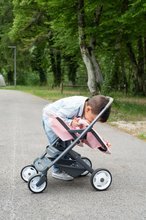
[21,97,113,193]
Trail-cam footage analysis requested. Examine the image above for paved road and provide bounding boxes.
[0,90,146,220]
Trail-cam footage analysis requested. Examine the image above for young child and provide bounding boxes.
[42,95,111,181]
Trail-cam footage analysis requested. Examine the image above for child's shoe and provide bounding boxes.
[52,171,73,181]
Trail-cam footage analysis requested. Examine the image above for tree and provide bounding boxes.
[1,0,145,95]
[0,0,13,79]
[45,0,104,94]
[95,0,146,95]
[78,0,103,95]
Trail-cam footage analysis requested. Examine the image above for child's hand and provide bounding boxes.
[105,141,111,148]
[71,117,81,128]
[71,117,89,129]
[78,118,89,126]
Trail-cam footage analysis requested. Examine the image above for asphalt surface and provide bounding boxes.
[0,89,146,220]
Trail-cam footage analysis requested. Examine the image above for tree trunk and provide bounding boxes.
[80,45,102,95]
[144,37,146,94]
[126,37,146,95]
[31,46,47,85]
[78,0,103,95]
[50,48,62,87]
[66,55,78,85]
[55,50,62,86]
[126,41,139,93]
[38,68,47,86]
[137,36,145,93]
[48,31,62,87]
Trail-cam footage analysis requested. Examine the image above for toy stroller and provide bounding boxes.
[20,97,113,193]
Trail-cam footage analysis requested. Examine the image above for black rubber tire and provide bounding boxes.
[20,165,38,182]
[80,157,92,176]
[28,175,47,193]
[90,168,112,191]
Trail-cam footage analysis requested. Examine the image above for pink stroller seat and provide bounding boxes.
[50,116,111,154]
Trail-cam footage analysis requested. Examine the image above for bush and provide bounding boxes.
[17,71,40,85]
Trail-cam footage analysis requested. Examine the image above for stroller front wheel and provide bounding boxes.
[20,165,38,182]
[28,175,47,193]
[90,168,112,191]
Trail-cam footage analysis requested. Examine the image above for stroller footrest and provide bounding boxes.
[46,145,60,157]
[34,157,52,172]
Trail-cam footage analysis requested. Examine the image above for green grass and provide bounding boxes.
[138,133,146,140]
[110,100,146,121]
[1,85,90,101]
[109,97,146,141]
[1,85,146,121]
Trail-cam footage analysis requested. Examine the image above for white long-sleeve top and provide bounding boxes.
[42,96,88,143]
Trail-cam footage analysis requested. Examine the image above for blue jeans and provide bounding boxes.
[42,116,60,173]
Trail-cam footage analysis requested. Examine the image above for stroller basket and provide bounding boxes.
[58,160,85,177]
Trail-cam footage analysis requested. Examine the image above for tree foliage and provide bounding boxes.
[0,0,146,95]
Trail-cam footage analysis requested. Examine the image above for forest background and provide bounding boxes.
[0,0,146,139]
[0,0,146,95]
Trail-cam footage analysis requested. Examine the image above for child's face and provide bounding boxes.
[84,105,97,124]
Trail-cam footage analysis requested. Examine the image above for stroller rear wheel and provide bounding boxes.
[28,175,47,193]
[20,165,38,182]
[80,157,92,176]
[90,168,112,191]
